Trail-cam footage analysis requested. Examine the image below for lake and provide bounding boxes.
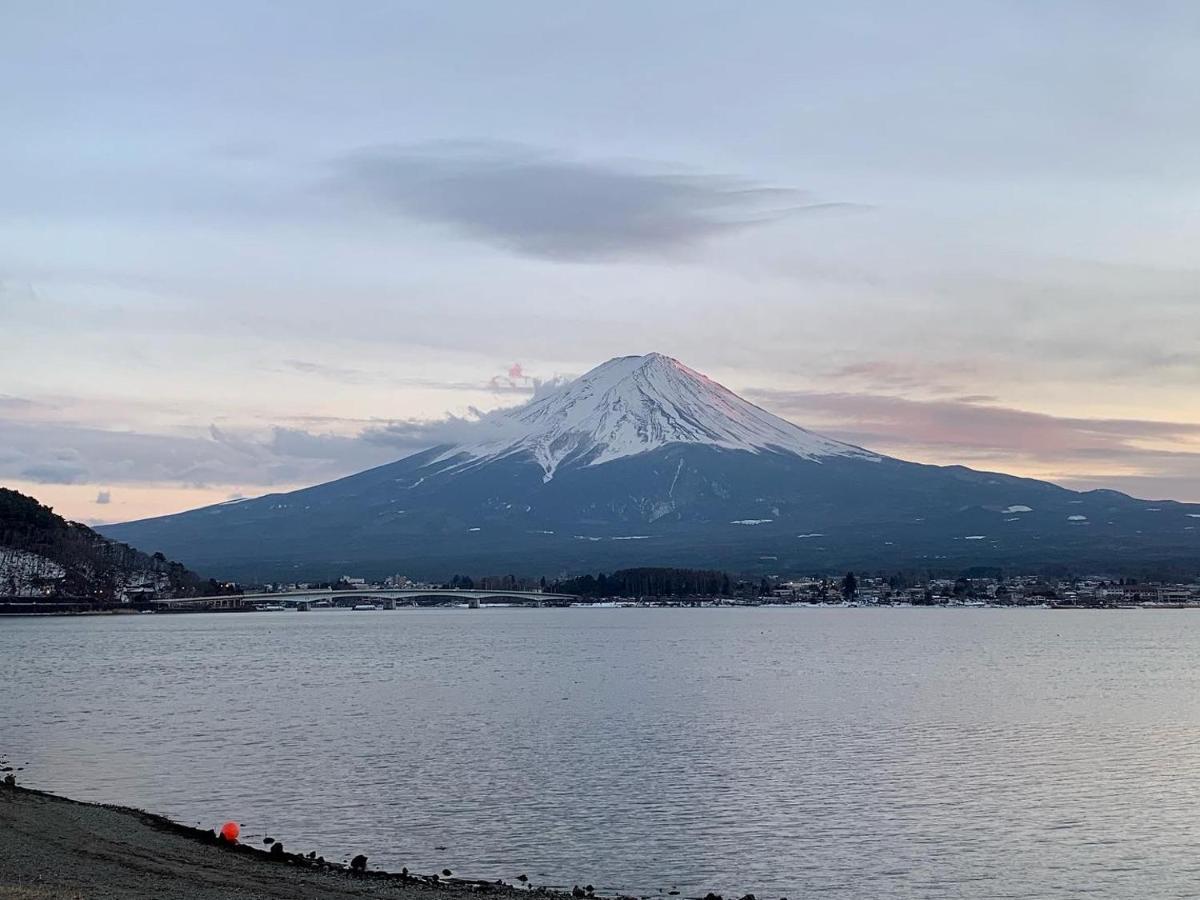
[4,608,1200,898]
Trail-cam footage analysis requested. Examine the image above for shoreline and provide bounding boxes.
[6,601,1200,617]
[0,782,614,900]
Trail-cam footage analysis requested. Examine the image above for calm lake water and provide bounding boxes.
[4,608,1200,898]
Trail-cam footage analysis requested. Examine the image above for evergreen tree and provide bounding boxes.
[841,571,858,600]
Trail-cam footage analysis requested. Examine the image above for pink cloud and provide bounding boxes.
[747,386,1200,499]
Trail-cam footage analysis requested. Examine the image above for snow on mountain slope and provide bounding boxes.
[442,353,877,480]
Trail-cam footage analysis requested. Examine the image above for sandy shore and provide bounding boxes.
[0,783,583,900]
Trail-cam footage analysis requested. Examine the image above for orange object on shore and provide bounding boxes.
[219,821,240,842]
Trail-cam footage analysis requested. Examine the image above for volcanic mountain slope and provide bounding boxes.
[101,354,1200,581]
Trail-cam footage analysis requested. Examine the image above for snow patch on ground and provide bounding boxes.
[1,547,171,599]
[731,519,773,526]
[797,533,824,539]
[668,459,684,496]
[0,548,66,594]
[1002,505,1033,513]
[964,535,986,540]
[611,535,651,541]
[1067,515,1088,521]
[646,500,676,523]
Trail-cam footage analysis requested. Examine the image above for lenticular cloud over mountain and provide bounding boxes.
[101,354,1200,582]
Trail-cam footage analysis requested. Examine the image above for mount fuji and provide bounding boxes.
[101,353,1200,581]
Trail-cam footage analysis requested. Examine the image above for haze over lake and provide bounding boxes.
[5,608,1200,898]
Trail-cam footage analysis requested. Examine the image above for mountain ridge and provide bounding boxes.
[99,354,1200,581]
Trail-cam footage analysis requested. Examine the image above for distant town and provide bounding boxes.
[8,537,1200,613]
[241,568,1200,610]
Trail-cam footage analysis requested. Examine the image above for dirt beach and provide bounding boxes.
[0,783,586,900]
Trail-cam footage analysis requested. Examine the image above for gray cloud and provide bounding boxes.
[95,489,111,505]
[281,359,374,384]
[0,414,488,493]
[829,361,984,396]
[360,416,492,454]
[751,389,1200,451]
[750,387,1200,501]
[17,447,88,484]
[20,461,89,484]
[279,358,539,395]
[0,372,573,497]
[333,141,851,261]
[0,395,39,411]
[0,421,364,489]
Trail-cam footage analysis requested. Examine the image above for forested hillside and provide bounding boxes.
[0,488,219,600]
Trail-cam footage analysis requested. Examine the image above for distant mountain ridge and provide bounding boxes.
[0,488,218,599]
[101,354,1200,581]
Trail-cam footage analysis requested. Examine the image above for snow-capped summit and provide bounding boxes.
[447,352,876,480]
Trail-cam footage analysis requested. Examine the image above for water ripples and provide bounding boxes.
[4,608,1200,897]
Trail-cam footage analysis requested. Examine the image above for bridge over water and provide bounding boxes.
[154,587,578,611]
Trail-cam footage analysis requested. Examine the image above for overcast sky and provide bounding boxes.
[3,0,1200,524]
